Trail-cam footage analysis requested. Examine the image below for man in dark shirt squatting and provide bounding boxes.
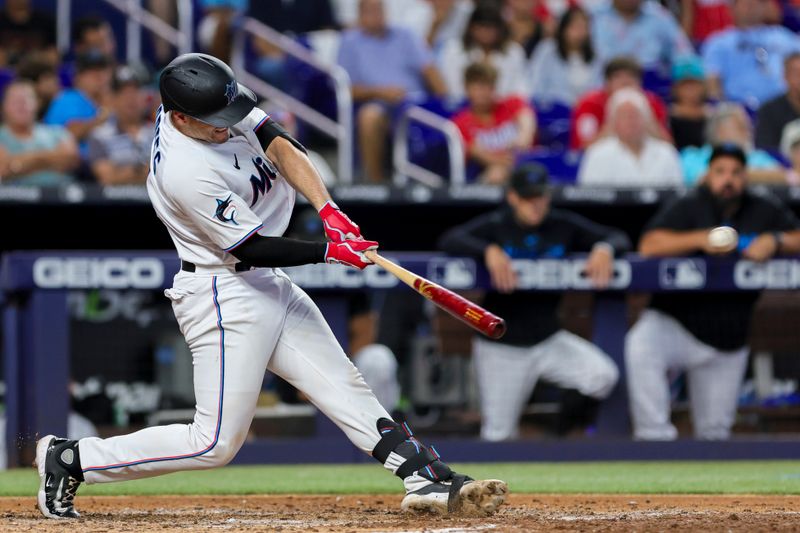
[628,143,800,441]
[438,162,630,441]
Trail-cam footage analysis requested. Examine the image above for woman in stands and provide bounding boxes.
[437,4,529,102]
[528,7,603,106]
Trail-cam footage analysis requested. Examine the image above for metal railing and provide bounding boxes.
[230,18,354,183]
[56,0,71,53]
[393,106,465,187]
[57,0,194,60]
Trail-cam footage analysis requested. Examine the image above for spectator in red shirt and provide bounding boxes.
[452,62,536,184]
[680,0,733,43]
[570,56,670,150]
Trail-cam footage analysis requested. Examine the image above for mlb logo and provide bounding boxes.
[427,258,476,289]
[659,259,706,289]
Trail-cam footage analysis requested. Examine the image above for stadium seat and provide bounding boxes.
[764,148,791,168]
[642,68,672,103]
[0,68,14,95]
[399,98,461,181]
[270,35,339,145]
[533,99,572,150]
[517,149,582,184]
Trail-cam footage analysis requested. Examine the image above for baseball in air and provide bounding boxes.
[708,226,738,250]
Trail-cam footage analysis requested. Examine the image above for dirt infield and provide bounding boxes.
[2,494,798,532]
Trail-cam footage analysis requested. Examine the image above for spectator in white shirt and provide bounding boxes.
[438,3,529,101]
[528,7,603,105]
[421,0,473,55]
[578,88,684,187]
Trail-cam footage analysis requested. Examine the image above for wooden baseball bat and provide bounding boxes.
[365,250,506,339]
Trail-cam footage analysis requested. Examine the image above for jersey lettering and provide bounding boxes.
[152,106,163,173]
[249,156,277,207]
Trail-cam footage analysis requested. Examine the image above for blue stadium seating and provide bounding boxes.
[533,99,572,150]
[517,149,582,184]
[0,69,14,95]
[404,97,458,181]
[642,68,673,103]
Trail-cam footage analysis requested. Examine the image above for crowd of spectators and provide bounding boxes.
[320,0,800,187]
[5,0,800,188]
[0,1,154,186]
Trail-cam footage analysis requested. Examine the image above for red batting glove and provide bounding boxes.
[319,200,362,242]
[325,240,378,270]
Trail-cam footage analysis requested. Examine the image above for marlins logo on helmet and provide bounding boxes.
[224,81,237,105]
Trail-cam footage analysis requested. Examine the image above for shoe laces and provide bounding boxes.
[63,476,80,506]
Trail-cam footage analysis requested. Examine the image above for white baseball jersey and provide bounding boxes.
[146,106,296,266]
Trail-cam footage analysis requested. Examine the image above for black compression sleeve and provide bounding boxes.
[254,117,307,154]
[231,234,327,267]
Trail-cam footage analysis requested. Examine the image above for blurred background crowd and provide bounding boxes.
[4,0,800,188]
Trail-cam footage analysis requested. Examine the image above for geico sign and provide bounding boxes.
[734,260,800,289]
[283,263,398,288]
[513,259,631,289]
[33,258,165,289]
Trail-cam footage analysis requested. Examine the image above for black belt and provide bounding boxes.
[181,260,253,272]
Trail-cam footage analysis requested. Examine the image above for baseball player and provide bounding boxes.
[628,144,800,440]
[439,163,626,441]
[34,53,507,519]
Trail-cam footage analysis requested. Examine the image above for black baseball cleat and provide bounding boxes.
[401,474,508,516]
[35,435,83,519]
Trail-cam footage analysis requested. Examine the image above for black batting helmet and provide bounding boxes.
[159,53,257,128]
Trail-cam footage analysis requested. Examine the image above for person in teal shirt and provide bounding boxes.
[0,80,79,186]
[681,102,785,185]
[43,51,112,160]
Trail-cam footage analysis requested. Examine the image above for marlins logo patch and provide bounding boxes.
[214,194,239,225]
[224,81,237,104]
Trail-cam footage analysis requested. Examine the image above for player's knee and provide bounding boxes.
[203,438,241,468]
[594,359,620,398]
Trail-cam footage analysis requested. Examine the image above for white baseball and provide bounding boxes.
[708,226,738,249]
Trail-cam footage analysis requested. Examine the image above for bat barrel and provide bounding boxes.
[370,251,507,340]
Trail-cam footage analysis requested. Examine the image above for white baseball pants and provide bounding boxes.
[625,309,749,441]
[473,330,619,442]
[79,268,391,483]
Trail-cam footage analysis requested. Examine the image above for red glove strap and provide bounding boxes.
[325,240,378,270]
[319,200,361,242]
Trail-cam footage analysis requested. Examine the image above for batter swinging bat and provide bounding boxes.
[365,251,506,339]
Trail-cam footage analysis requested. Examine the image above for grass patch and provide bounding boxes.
[3,461,799,497]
